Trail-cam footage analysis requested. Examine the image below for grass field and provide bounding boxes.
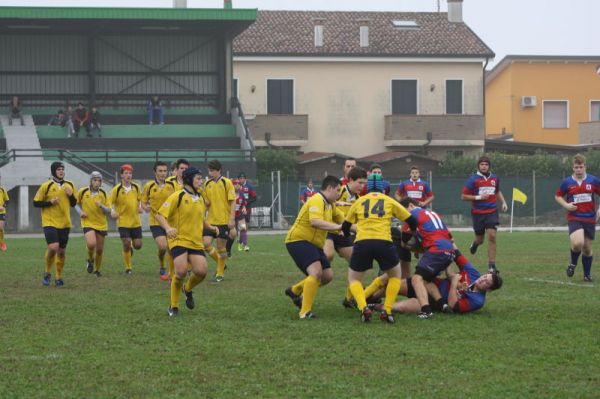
[0,232,598,398]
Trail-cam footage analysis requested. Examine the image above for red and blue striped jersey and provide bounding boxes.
[411,207,453,252]
[556,174,600,223]
[462,172,500,214]
[396,179,433,201]
[434,261,485,313]
[300,187,317,203]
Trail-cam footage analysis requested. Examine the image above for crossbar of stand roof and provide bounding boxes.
[0,7,257,21]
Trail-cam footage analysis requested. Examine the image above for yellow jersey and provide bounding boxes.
[204,176,236,225]
[142,180,176,226]
[0,186,9,215]
[77,187,109,231]
[166,175,184,191]
[109,182,142,228]
[337,184,361,217]
[159,189,206,250]
[285,192,344,248]
[33,179,75,228]
[345,192,411,242]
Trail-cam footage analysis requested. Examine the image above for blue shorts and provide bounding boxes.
[170,246,205,259]
[472,211,499,235]
[415,250,456,282]
[0,214,6,221]
[326,232,354,250]
[83,227,107,237]
[349,239,399,273]
[150,225,166,239]
[118,227,142,240]
[286,241,331,275]
[568,220,596,240]
[43,227,70,248]
[203,224,230,239]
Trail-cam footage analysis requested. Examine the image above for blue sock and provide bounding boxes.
[582,255,592,277]
[570,250,581,266]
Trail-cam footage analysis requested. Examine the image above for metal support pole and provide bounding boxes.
[18,185,29,230]
[277,170,282,229]
[533,170,536,225]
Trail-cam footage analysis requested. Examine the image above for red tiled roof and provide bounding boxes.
[359,151,438,163]
[234,10,494,58]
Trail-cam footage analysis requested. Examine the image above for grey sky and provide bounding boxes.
[2,0,597,69]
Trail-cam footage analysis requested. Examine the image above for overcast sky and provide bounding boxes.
[2,0,597,69]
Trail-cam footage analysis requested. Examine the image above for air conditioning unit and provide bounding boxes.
[521,96,537,108]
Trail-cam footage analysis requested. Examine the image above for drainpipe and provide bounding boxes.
[483,57,489,152]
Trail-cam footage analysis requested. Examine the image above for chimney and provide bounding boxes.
[224,0,232,9]
[313,18,325,48]
[447,0,463,23]
[173,0,187,8]
[358,18,370,48]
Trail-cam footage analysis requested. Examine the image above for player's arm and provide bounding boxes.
[33,183,57,208]
[65,183,76,207]
[156,199,177,238]
[446,274,462,310]
[555,187,577,211]
[394,187,403,202]
[203,220,220,236]
[140,184,152,212]
[496,189,508,212]
[461,179,487,201]
[108,188,119,219]
[308,199,342,232]
[393,201,418,231]
[420,186,435,207]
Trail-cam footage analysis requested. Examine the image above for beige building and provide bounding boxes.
[233,2,494,160]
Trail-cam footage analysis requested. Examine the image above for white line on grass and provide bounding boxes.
[524,277,595,287]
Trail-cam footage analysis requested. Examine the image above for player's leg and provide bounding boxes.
[168,247,190,315]
[470,214,485,254]
[567,223,584,277]
[300,261,323,318]
[323,237,335,263]
[0,219,6,251]
[203,234,219,263]
[54,229,69,286]
[43,240,59,285]
[94,231,105,276]
[214,236,228,281]
[120,231,133,273]
[84,229,97,273]
[581,224,595,281]
[154,232,168,277]
[241,214,250,250]
[486,227,498,273]
[183,251,209,309]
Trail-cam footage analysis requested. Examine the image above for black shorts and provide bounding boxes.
[0,214,6,221]
[326,232,354,250]
[286,241,331,275]
[83,227,107,237]
[349,240,399,273]
[472,211,500,235]
[43,227,70,248]
[118,227,143,240]
[568,220,596,240]
[150,225,167,239]
[415,250,456,282]
[203,224,230,239]
[170,246,205,259]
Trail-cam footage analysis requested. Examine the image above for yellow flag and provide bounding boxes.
[512,187,527,204]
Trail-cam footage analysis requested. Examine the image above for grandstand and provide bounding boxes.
[0,6,257,231]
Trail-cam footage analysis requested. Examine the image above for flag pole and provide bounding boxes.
[510,198,514,233]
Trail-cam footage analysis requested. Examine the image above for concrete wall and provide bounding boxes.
[234,60,485,157]
[384,115,484,141]
[247,114,308,147]
[579,121,600,144]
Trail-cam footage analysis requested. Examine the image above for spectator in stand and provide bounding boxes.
[89,106,102,138]
[73,102,91,138]
[47,110,67,127]
[148,96,165,125]
[8,96,24,126]
[65,106,75,137]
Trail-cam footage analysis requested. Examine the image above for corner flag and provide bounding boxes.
[512,187,527,205]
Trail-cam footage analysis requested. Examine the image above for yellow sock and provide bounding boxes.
[349,281,367,311]
[0,229,4,244]
[158,250,165,267]
[87,248,94,261]
[56,256,65,279]
[299,275,319,316]
[364,276,386,299]
[123,250,132,270]
[206,245,219,263]
[95,253,103,272]
[216,249,227,277]
[166,251,174,278]
[44,250,54,273]
[185,273,205,292]
[345,286,354,301]
[384,277,401,314]
[291,277,307,295]
[170,276,184,309]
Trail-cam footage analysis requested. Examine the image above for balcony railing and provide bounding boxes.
[246,114,308,147]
